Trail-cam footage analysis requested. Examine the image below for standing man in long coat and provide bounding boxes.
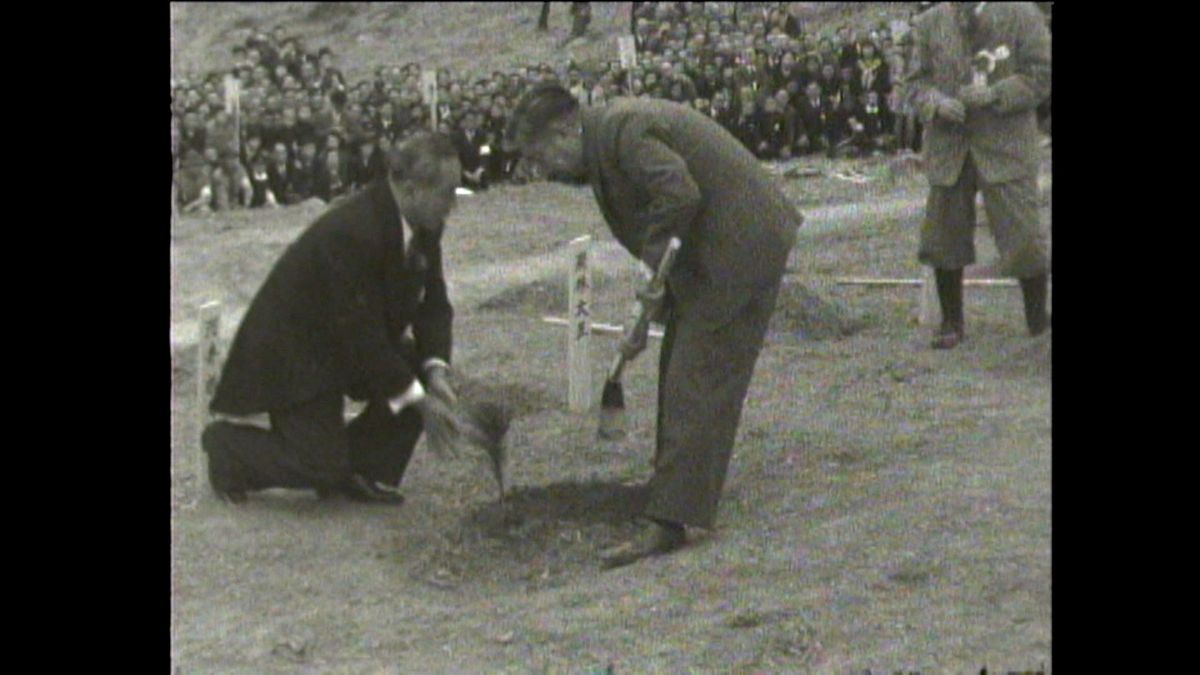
[906,2,1051,348]
[202,132,463,504]
[506,84,802,568]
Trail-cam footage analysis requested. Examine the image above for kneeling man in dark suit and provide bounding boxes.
[202,132,464,504]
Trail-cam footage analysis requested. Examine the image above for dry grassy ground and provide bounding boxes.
[171,4,1050,671]
[170,151,1051,672]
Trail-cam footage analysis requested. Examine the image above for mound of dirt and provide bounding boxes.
[405,481,651,590]
[885,152,924,183]
[475,273,618,314]
[770,280,867,340]
[453,378,558,420]
[469,480,650,534]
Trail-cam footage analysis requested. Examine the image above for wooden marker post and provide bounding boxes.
[223,74,241,164]
[195,301,223,498]
[918,267,940,327]
[420,69,438,131]
[567,236,593,412]
[618,35,637,94]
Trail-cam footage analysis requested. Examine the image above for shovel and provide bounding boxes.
[597,237,682,440]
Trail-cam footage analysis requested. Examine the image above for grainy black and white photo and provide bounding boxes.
[170,2,1052,671]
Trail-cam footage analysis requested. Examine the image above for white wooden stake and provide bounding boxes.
[567,236,593,412]
[195,301,223,497]
[918,266,940,327]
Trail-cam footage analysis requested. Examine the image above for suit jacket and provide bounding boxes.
[907,2,1050,185]
[795,96,828,140]
[756,108,795,156]
[265,161,291,204]
[210,179,453,415]
[580,98,802,305]
[451,128,486,174]
[287,157,315,202]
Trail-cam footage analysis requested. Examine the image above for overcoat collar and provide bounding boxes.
[580,104,616,226]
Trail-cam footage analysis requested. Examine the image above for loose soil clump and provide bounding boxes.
[475,272,620,314]
[770,279,867,339]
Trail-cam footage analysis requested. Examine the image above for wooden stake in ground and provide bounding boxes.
[567,235,592,413]
[831,275,1019,326]
[919,266,940,327]
[598,237,681,440]
[195,301,223,499]
[618,35,637,94]
[421,69,438,131]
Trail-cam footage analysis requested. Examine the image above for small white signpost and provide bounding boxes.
[420,69,439,130]
[567,236,593,412]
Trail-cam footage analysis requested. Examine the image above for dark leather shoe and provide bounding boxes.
[600,519,686,569]
[1028,312,1051,337]
[930,322,965,350]
[342,474,406,505]
[204,442,247,504]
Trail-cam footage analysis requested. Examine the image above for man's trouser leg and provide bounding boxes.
[919,154,979,346]
[646,280,782,530]
[203,391,351,492]
[345,400,424,488]
[979,173,1051,335]
[203,392,425,493]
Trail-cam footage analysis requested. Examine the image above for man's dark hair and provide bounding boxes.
[386,131,459,185]
[506,82,579,149]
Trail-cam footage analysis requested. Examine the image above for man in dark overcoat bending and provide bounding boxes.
[506,85,803,567]
[202,132,463,504]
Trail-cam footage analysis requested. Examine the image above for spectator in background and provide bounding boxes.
[245,139,277,208]
[318,48,346,94]
[288,136,319,202]
[857,41,890,98]
[217,148,254,210]
[886,46,921,153]
[179,110,208,156]
[175,0,937,215]
[710,88,737,129]
[837,25,860,69]
[562,2,592,46]
[755,92,793,159]
[328,133,351,198]
[265,141,294,205]
[907,2,1052,349]
[816,61,840,103]
[794,81,832,156]
[837,89,895,158]
[177,149,213,213]
[349,133,382,191]
[730,95,762,155]
[452,110,488,191]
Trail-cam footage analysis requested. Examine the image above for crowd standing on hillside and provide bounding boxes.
[171,2,1049,215]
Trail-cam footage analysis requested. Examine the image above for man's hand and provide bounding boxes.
[426,366,458,406]
[618,318,651,362]
[957,84,996,109]
[635,283,667,324]
[935,97,967,123]
[416,394,461,459]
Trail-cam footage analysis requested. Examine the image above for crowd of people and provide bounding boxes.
[170,2,1017,215]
